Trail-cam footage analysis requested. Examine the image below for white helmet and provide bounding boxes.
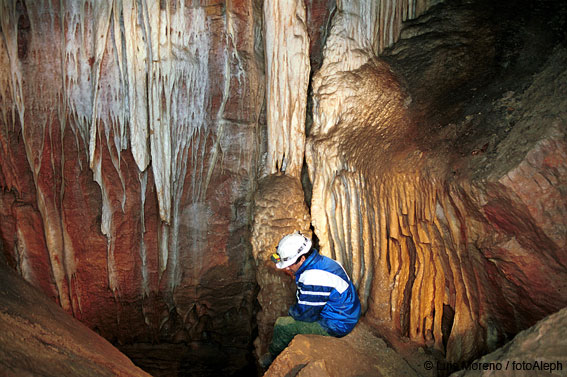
[272,233,312,269]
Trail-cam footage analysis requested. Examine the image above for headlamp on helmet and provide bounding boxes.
[272,233,312,269]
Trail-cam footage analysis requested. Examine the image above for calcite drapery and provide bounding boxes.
[308,0,567,364]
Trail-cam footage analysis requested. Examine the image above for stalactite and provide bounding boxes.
[64,0,212,285]
[264,0,310,177]
[0,0,25,129]
[138,170,149,298]
[164,4,211,285]
[0,0,45,290]
[329,0,438,63]
[89,1,112,167]
[121,0,149,172]
[90,145,118,295]
[1,0,217,307]
[34,136,73,311]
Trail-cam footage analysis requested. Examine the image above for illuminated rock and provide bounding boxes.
[308,0,567,365]
[0,262,150,377]
[0,1,261,374]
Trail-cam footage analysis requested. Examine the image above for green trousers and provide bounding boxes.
[268,316,330,357]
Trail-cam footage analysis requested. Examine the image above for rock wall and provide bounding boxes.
[450,307,567,377]
[0,261,151,377]
[0,0,262,375]
[309,0,567,364]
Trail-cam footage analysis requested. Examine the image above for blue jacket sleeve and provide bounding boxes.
[288,301,323,322]
[289,283,328,322]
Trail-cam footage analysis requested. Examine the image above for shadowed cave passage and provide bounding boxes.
[0,0,566,376]
[118,342,260,377]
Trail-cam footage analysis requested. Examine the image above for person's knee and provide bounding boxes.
[273,316,295,338]
[274,316,294,327]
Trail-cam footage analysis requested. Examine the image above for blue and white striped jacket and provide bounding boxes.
[289,249,361,337]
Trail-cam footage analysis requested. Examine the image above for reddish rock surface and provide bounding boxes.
[0,1,262,375]
[0,261,150,377]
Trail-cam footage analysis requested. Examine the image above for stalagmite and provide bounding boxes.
[251,175,312,358]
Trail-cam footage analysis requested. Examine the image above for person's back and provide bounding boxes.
[291,250,361,336]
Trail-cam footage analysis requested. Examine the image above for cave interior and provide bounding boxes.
[0,0,566,376]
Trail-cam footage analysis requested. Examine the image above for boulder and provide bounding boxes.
[0,262,150,377]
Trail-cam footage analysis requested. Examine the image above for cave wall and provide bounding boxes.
[0,0,263,374]
[0,262,152,377]
[0,0,443,371]
[308,0,567,363]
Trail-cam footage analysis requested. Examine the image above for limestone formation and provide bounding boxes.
[0,262,151,377]
[450,307,567,377]
[0,1,261,374]
[0,0,566,375]
[251,174,312,357]
[309,0,567,365]
[264,0,311,177]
